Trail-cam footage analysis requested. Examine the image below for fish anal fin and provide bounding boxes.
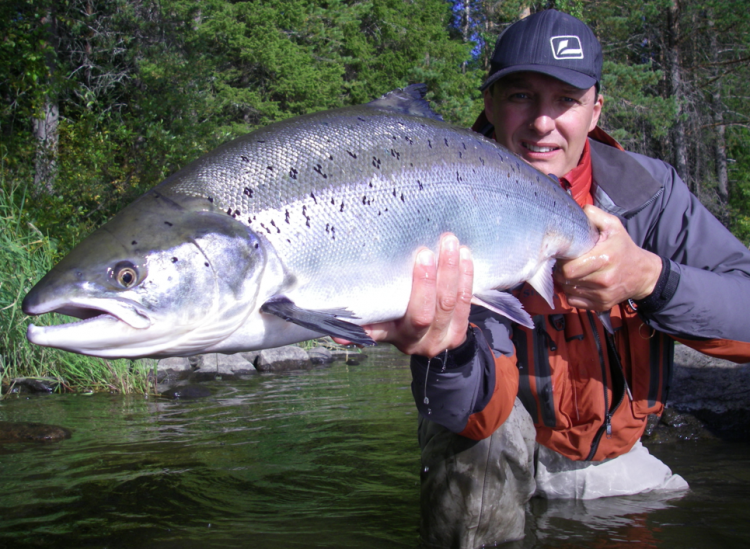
[527,259,557,309]
[472,291,533,329]
[260,296,375,346]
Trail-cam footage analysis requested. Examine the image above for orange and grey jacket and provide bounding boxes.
[410,122,750,461]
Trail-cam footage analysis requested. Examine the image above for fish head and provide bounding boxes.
[22,192,266,358]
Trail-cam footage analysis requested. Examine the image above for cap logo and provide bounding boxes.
[550,36,584,60]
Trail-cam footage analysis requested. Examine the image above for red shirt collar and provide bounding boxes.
[559,139,594,207]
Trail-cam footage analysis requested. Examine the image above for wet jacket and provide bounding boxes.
[410,125,750,461]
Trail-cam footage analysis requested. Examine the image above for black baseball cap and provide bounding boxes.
[480,9,602,91]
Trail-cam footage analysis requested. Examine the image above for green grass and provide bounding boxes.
[0,183,154,395]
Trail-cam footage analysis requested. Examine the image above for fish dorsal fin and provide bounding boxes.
[367,84,443,121]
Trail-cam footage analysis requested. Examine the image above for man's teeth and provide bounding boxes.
[524,143,557,153]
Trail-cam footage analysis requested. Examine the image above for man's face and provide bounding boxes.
[483,72,603,178]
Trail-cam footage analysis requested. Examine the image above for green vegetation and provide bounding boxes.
[1,0,748,391]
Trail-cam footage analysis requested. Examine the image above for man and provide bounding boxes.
[362,9,750,548]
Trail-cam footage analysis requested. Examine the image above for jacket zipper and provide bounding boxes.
[584,311,628,461]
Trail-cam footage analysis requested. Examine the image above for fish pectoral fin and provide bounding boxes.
[472,291,533,329]
[259,296,376,346]
[527,258,557,309]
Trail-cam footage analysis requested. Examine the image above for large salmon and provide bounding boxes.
[22,85,597,358]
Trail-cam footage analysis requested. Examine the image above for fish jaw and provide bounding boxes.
[23,192,268,358]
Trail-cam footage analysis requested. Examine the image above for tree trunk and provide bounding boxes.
[666,0,689,188]
[33,7,60,195]
[709,18,729,205]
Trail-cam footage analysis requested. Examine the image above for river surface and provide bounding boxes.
[0,345,748,548]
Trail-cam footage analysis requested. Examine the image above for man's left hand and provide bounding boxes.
[554,205,662,311]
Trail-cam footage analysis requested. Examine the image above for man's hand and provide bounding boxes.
[554,205,662,311]
[334,234,474,357]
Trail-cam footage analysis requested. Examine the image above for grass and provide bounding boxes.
[0,183,154,396]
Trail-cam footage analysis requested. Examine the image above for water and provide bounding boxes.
[0,345,748,548]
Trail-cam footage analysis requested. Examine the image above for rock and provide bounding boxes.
[256,346,311,372]
[240,351,260,365]
[157,356,193,373]
[161,385,212,400]
[308,346,333,365]
[646,344,750,442]
[0,421,72,443]
[11,378,58,394]
[193,353,257,378]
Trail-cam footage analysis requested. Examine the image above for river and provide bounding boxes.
[1,345,748,548]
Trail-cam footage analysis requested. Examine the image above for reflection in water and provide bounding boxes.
[0,345,748,548]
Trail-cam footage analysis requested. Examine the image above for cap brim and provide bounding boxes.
[480,64,597,91]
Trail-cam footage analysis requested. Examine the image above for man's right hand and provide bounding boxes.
[335,234,474,358]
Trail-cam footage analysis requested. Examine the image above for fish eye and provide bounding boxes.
[113,262,139,289]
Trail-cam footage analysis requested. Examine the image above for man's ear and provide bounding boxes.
[589,92,604,132]
[483,88,495,124]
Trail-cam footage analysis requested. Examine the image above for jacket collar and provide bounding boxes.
[588,139,663,219]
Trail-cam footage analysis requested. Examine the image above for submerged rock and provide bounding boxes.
[0,421,72,443]
[161,385,213,400]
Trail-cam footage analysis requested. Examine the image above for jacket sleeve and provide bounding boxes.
[624,154,750,345]
[409,306,519,440]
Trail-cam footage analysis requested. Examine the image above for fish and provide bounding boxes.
[22,84,598,359]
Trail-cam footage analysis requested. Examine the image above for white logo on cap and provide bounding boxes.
[550,36,584,59]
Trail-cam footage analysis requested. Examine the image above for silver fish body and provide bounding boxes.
[22,86,597,358]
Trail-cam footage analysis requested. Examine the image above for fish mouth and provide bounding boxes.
[24,297,153,331]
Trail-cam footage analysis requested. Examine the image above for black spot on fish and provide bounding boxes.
[418,180,423,190]
[287,239,291,243]
[289,168,298,179]
[234,209,241,216]
[131,240,137,245]
[306,219,310,228]
[462,142,467,150]
[205,262,209,267]
[347,150,357,159]
[226,208,232,215]
[254,243,259,249]
[331,197,335,205]
[165,221,173,227]
[241,155,249,162]
[358,117,366,122]
[391,149,400,160]
[369,182,373,188]
[392,188,397,197]
[372,157,381,169]
[257,140,265,143]
[270,219,276,227]
[340,201,345,212]
[248,218,252,224]
[329,154,333,160]
[267,166,274,171]
[479,157,485,165]
[444,138,449,147]
[325,223,330,233]
[285,210,290,224]
[362,195,367,204]
[313,164,327,178]
[172,257,178,263]
[459,151,463,158]
[400,193,405,202]
[311,192,317,203]
[428,140,432,148]
[244,187,253,197]
[378,211,381,216]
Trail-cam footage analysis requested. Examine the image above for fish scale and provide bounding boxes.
[22,85,598,358]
